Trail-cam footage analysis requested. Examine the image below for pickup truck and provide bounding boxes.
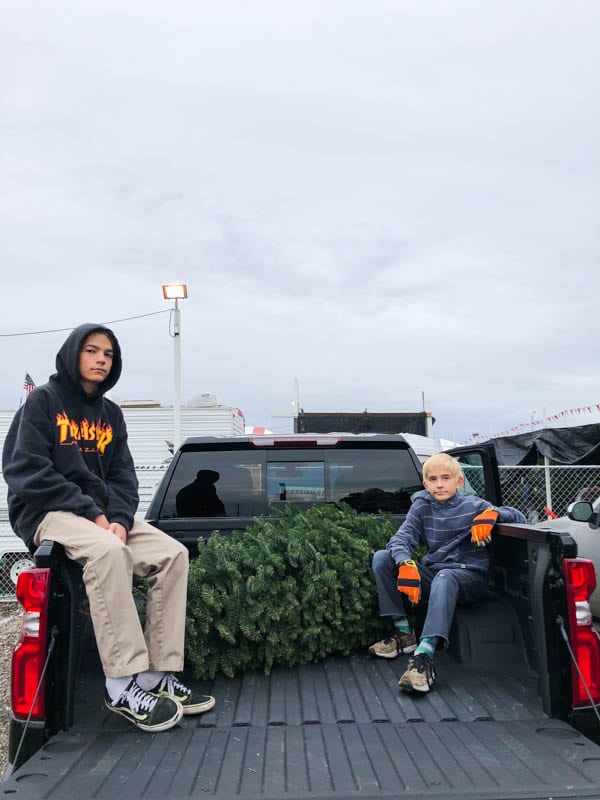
[4,433,600,799]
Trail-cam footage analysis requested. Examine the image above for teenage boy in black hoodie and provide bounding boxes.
[2,323,215,732]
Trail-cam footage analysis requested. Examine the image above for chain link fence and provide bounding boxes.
[0,548,34,601]
[499,464,600,524]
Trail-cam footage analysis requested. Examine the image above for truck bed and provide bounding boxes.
[4,648,600,800]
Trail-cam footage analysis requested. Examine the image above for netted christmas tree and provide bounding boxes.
[185,503,396,678]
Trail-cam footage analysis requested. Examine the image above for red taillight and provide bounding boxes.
[563,558,600,708]
[12,568,50,721]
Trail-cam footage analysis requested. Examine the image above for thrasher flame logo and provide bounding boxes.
[56,412,113,454]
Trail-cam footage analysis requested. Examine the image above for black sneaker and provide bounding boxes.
[105,679,183,732]
[398,652,436,693]
[148,673,216,715]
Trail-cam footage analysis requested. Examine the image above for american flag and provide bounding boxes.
[23,373,36,395]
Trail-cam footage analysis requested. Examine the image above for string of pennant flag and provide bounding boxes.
[462,404,600,444]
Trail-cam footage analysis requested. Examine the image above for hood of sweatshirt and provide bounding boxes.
[50,323,122,398]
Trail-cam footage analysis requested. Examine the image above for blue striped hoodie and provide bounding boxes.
[386,489,526,575]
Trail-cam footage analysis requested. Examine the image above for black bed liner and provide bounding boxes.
[4,651,600,800]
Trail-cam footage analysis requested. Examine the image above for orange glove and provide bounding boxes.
[471,507,499,546]
[396,559,421,604]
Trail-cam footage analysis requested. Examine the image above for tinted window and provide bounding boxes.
[267,462,325,503]
[328,450,420,513]
[160,451,265,519]
[158,446,421,519]
[453,453,486,497]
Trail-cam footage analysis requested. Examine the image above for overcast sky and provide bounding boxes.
[1,1,599,442]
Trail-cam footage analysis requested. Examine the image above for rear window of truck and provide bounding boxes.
[155,442,422,519]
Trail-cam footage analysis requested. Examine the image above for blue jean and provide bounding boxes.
[371,549,489,648]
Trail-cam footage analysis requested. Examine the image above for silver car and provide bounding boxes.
[540,493,600,616]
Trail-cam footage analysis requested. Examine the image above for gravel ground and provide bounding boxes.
[0,602,22,777]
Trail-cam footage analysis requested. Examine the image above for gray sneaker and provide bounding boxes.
[105,679,183,732]
[368,630,417,659]
[398,652,436,692]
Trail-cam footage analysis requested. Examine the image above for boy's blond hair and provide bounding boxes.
[422,453,463,481]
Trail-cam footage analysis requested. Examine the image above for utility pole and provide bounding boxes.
[271,378,300,429]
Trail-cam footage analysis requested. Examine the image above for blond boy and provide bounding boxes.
[369,453,525,692]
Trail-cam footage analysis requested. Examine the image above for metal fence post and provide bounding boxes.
[544,456,553,519]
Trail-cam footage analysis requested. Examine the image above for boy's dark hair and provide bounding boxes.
[85,326,117,350]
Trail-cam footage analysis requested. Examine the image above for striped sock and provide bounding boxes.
[392,615,411,635]
[414,636,436,660]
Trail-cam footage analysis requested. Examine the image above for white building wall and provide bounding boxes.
[0,412,25,554]
[122,405,245,466]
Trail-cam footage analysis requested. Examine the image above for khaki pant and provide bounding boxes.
[34,511,189,678]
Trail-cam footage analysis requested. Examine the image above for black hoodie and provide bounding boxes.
[2,323,139,546]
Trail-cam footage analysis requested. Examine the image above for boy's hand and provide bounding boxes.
[108,522,128,544]
[396,559,421,604]
[471,507,499,546]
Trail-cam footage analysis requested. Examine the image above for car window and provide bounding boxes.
[157,446,422,518]
[267,462,324,502]
[452,453,486,497]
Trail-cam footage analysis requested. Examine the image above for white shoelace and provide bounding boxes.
[120,681,158,712]
[159,674,189,697]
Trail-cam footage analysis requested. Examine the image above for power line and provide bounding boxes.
[0,309,170,338]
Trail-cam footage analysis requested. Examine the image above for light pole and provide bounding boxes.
[162,283,188,452]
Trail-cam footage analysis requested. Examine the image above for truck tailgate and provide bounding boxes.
[4,651,600,799]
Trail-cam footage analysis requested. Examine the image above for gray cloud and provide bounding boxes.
[1,1,599,441]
